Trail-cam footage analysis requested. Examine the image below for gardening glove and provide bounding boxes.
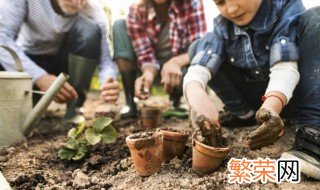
[246,108,284,149]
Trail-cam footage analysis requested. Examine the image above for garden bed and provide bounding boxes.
[0,92,319,189]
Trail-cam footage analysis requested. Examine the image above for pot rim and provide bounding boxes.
[193,137,230,157]
[126,131,163,148]
[160,129,189,142]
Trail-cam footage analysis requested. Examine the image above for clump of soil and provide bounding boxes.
[189,109,226,147]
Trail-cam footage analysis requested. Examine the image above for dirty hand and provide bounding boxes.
[185,81,219,123]
[161,58,182,94]
[246,108,284,149]
[135,66,157,100]
[100,77,119,104]
[35,74,78,104]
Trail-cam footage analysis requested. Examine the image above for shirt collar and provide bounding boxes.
[247,0,271,30]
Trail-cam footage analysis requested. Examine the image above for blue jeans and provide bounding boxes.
[190,7,320,127]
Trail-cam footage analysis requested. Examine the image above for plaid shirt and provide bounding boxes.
[127,0,206,69]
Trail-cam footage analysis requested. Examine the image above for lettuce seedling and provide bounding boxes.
[58,117,117,160]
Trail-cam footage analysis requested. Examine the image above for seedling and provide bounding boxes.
[58,117,117,161]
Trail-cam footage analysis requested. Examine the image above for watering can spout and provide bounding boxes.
[23,73,69,134]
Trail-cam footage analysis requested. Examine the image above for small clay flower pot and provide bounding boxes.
[192,136,230,176]
[140,107,162,129]
[126,131,163,176]
[159,128,189,163]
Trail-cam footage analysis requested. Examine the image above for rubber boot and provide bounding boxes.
[120,70,138,119]
[62,54,98,124]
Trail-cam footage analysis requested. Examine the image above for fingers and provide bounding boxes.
[246,123,273,140]
[100,77,119,103]
[246,128,283,148]
[162,73,182,94]
[247,135,281,149]
[62,82,78,100]
[135,77,151,100]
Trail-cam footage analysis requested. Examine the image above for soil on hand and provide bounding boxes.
[1,92,319,189]
[189,109,226,147]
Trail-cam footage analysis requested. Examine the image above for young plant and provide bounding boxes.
[58,117,117,160]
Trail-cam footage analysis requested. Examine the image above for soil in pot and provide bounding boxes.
[126,131,163,176]
[189,109,230,176]
[158,128,189,163]
[140,107,162,129]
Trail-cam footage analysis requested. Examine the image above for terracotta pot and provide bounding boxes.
[140,107,162,129]
[192,137,230,176]
[126,132,163,176]
[160,129,189,163]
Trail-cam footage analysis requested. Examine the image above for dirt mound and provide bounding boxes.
[1,92,319,189]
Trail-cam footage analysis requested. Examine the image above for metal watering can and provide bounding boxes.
[0,46,69,147]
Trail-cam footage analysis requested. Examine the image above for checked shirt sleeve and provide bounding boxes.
[186,0,207,44]
[126,4,160,70]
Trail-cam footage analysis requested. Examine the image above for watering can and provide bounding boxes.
[0,46,69,147]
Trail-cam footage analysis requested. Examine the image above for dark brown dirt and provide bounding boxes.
[1,91,320,189]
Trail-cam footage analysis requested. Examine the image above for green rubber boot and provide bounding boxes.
[62,54,99,124]
[119,70,138,119]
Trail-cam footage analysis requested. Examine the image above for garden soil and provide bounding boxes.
[1,92,320,190]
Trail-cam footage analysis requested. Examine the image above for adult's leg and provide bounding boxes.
[113,19,138,119]
[281,7,320,180]
[57,16,102,124]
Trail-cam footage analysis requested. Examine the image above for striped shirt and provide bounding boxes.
[127,0,207,69]
[0,0,118,84]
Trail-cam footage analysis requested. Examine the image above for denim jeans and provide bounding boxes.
[190,7,320,128]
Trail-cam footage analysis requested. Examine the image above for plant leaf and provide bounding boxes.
[85,128,101,145]
[76,122,85,136]
[63,139,78,150]
[92,117,113,132]
[72,144,88,160]
[101,125,117,144]
[67,128,78,139]
[58,147,76,160]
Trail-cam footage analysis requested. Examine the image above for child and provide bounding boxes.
[183,0,320,180]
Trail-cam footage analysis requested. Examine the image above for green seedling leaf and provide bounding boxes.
[72,144,88,160]
[58,147,76,160]
[101,125,117,144]
[67,122,85,139]
[67,128,77,139]
[63,139,78,150]
[76,122,85,136]
[92,117,113,132]
[85,128,101,145]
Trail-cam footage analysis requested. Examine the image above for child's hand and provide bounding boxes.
[246,108,284,149]
[186,81,219,124]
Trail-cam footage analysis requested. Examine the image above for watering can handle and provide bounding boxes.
[0,46,23,72]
